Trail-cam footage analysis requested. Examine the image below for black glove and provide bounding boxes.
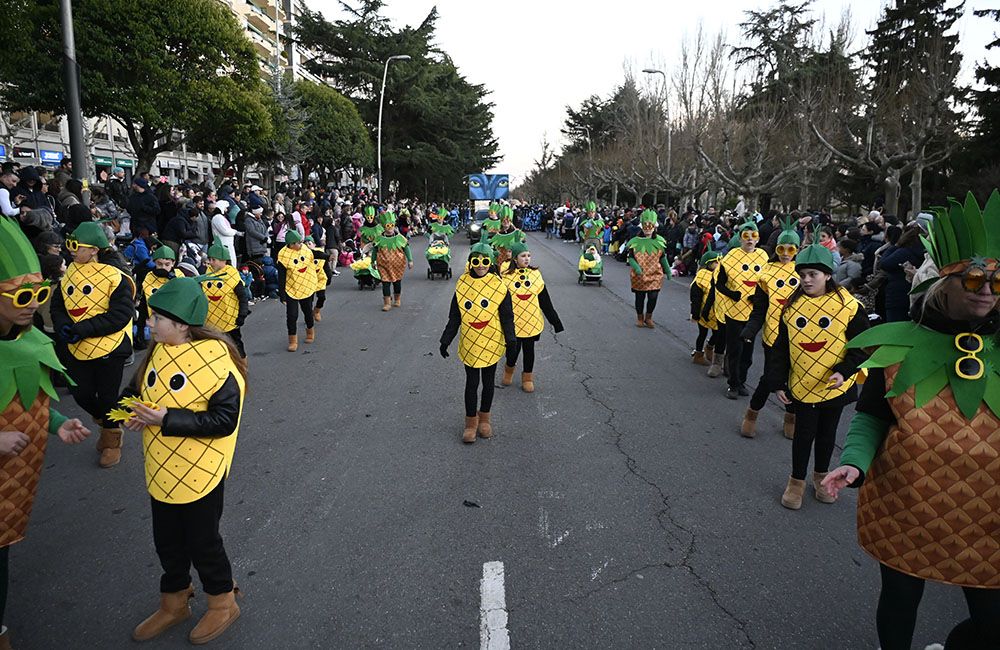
[59,324,81,344]
[439,344,449,359]
[553,323,565,333]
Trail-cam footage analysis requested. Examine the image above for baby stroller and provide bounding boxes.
[425,235,453,280]
[578,243,604,286]
[350,242,381,290]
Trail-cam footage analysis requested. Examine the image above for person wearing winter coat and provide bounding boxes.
[877,227,926,322]
[210,201,239,265]
[834,239,864,291]
[126,177,160,236]
[243,207,270,262]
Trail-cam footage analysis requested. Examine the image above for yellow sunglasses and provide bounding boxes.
[775,244,798,257]
[954,333,985,380]
[66,239,98,252]
[957,265,1000,295]
[1,281,52,308]
[469,256,492,267]
[740,230,760,241]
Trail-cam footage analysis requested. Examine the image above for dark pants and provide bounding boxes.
[0,545,8,626]
[695,325,722,353]
[724,319,754,388]
[226,328,245,358]
[505,338,536,373]
[634,290,659,316]
[315,289,326,310]
[464,363,497,417]
[151,479,233,595]
[749,345,792,413]
[285,295,315,335]
[877,563,1000,650]
[64,345,129,428]
[381,280,402,297]
[713,322,728,355]
[790,400,843,479]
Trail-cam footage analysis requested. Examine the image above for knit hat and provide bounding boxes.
[152,246,176,261]
[700,250,721,267]
[736,216,759,233]
[285,230,303,245]
[207,237,229,262]
[70,222,109,249]
[133,177,149,189]
[148,276,209,326]
[639,209,658,225]
[795,244,835,274]
[0,216,41,282]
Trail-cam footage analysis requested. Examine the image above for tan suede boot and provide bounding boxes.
[393,294,401,307]
[707,353,725,378]
[501,365,515,386]
[132,586,194,641]
[189,589,241,645]
[783,412,796,439]
[692,351,708,366]
[287,335,298,352]
[781,477,806,510]
[304,327,315,344]
[313,308,322,322]
[477,411,492,438]
[813,472,837,503]
[382,296,392,311]
[462,416,478,443]
[635,315,645,327]
[97,427,123,468]
[521,372,535,393]
[644,314,655,328]
[740,408,758,438]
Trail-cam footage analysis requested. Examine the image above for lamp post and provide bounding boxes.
[642,68,672,180]
[377,54,411,202]
[581,125,594,199]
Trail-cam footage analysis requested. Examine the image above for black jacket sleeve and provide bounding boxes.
[439,295,461,350]
[235,282,250,327]
[499,291,516,343]
[690,283,704,320]
[160,373,242,438]
[832,308,871,379]
[763,319,792,393]
[715,264,742,301]
[538,287,563,332]
[855,367,896,423]
[276,260,288,300]
[50,278,71,334]
[742,286,769,339]
[72,276,135,339]
[702,281,717,321]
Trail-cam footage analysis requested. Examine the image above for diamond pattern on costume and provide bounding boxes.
[504,268,545,338]
[784,291,859,403]
[691,269,718,330]
[64,262,134,360]
[277,246,316,299]
[759,262,798,347]
[630,251,665,291]
[456,273,508,368]
[203,266,242,332]
[720,248,768,322]
[376,247,406,283]
[0,395,49,547]
[857,365,1000,587]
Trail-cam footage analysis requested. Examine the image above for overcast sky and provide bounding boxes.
[312,1,997,188]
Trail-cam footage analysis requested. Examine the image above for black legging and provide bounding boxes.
[464,363,497,417]
[877,563,1000,650]
[0,545,8,627]
[226,328,245,358]
[724,319,754,388]
[285,295,315,335]
[64,345,129,428]
[790,400,843,479]
[381,280,402,297]
[749,345,792,412]
[695,325,722,353]
[505,338,536,372]
[634,290,659,316]
[315,289,326,310]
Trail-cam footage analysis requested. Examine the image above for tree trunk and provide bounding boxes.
[610,183,618,208]
[883,170,901,217]
[910,150,925,219]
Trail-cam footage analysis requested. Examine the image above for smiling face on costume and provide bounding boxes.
[799,268,830,297]
[155,258,175,272]
[147,311,190,345]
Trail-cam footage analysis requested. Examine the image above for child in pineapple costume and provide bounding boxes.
[738,218,801,438]
[306,236,330,323]
[689,250,723,366]
[0,218,90,650]
[492,206,525,270]
[372,211,413,311]
[50,222,137,468]
[626,209,669,328]
[761,245,868,510]
[116,276,246,645]
[358,206,382,247]
[138,246,182,351]
[823,192,1000,650]
[715,218,769,399]
[439,238,516,443]
[202,238,250,358]
[501,241,564,392]
[276,230,316,351]
[482,203,502,241]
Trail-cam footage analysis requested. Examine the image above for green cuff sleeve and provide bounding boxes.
[404,245,412,263]
[839,411,891,473]
[628,258,642,274]
[660,256,671,273]
[48,407,68,436]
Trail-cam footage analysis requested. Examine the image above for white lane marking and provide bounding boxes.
[480,561,510,650]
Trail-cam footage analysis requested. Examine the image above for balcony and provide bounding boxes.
[248,0,283,20]
[246,3,276,34]
[245,24,276,58]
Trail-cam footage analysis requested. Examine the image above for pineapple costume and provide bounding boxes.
[580,201,605,248]
[203,239,250,357]
[121,276,245,644]
[689,251,724,366]
[277,231,316,347]
[492,206,525,269]
[137,246,181,351]
[501,241,564,392]
[373,212,412,309]
[626,210,669,328]
[359,206,382,246]
[439,238,516,442]
[840,191,1000,597]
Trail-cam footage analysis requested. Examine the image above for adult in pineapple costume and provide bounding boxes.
[738,218,801,438]
[626,209,669,328]
[482,203,502,241]
[137,246,182,351]
[492,206,525,270]
[689,250,724,366]
[372,211,412,311]
[824,192,1000,650]
[579,201,605,251]
[761,245,868,510]
[715,218,769,399]
[439,238,515,443]
[0,218,90,650]
[358,206,382,246]
[202,238,250,358]
[500,241,564,392]
[118,276,246,645]
[50,222,136,468]
[276,230,316,351]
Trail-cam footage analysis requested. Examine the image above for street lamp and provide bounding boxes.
[642,68,672,180]
[377,54,411,202]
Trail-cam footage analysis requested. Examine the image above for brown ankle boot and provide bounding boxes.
[644,314,655,328]
[692,351,708,366]
[97,427,123,468]
[462,416,478,443]
[707,353,725,378]
[287,335,298,352]
[783,412,796,439]
[132,586,194,641]
[521,372,534,393]
[781,477,806,510]
[501,365,515,386]
[704,345,715,364]
[382,296,392,311]
[313,308,322,322]
[740,408,758,438]
[477,411,492,438]
[393,294,401,307]
[305,327,315,344]
[635,315,645,327]
[189,589,241,645]
[813,472,837,503]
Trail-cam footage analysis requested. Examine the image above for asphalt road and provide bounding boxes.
[14,232,966,649]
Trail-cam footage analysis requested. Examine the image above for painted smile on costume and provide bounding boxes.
[516,293,532,301]
[799,341,828,353]
[470,319,490,330]
[777,299,788,306]
[208,295,222,302]
[69,306,88,317]
[743,280,758,288]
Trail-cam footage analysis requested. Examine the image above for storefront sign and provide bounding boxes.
[40,150,64,166]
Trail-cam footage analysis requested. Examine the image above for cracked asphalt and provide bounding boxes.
[14,232,967,649]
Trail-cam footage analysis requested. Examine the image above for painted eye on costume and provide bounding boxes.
[795,316,808,329]
[775,280,785,289]
[168,373,187,391]
[788,277,799,287]
[216,281,224,289]
[66,285,75,296]
[146,369,157,387]
[463,300,473,310]
[514,282,522,288]
[524,280,531,287]
[480,299,490,308]
[818,316,832,329]
[81,284,93,295]
[753,265,761,272]
[742,264,750,272]
[151,288,158,294]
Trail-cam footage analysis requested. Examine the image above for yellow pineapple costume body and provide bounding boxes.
[374,238,408,283]
[782,290,861,403]
[202,265,244,333]
[277,244,316,300]
[61,260,136,360]
[759,261,799,347]
[455,272,509,368]
[143,269,182,302]
[691,268,718,330]
[717,247,769,323]
[504,268,546,338]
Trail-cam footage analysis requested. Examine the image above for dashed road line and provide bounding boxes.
[480,561,510,650]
